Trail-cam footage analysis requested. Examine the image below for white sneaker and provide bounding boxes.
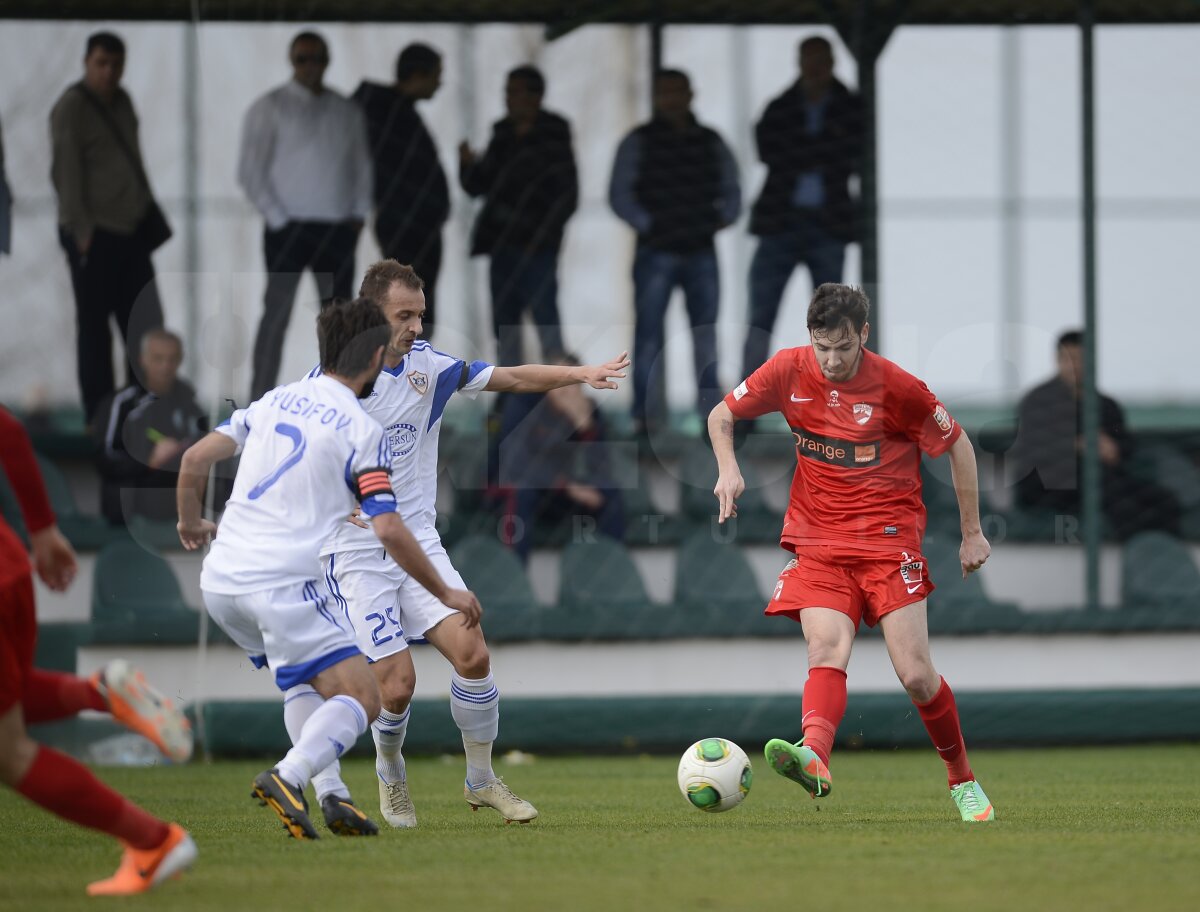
[92,659,193,763]
[464,777,538,823]
[378,776,417,828]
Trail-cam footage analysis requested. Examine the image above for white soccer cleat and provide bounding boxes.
[378,776,418,828]
[463,777,538,823]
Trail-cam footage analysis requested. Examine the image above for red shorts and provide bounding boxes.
[766,543,935,630]
[0,572,37,715]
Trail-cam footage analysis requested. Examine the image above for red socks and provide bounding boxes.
[22,669,108,724]
[16,746,169,850]
[801,666,847,765]
[915,676,974,786]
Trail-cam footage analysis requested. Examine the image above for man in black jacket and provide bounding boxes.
[742,36,862,381]
[1010,330,1180,540]
[609,69,740,434]
[460,65,577,366]
[94,329,206,525]
[353,44,450,342]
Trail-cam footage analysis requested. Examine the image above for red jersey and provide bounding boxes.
[0,406,55,587]
[725,346,961,553]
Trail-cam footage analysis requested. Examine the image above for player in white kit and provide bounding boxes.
[306,260,628,827]
[176,297,481,839]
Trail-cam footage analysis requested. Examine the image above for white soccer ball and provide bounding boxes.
[677,737,752,813]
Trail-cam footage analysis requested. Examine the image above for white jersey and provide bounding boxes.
[320,340,493,555]
[202,373,397,594]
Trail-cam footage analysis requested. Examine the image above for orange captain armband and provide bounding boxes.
[354,467,396,515]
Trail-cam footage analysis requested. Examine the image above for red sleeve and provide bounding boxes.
[0,407,56,534]
[725,351,787,420]
[891,372,961,458]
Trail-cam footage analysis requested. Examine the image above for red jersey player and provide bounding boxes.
[708,283,994,823]
[0,406,197,893]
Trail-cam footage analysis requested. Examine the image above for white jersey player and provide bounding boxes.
[305,260,629,828]
[176,297,481,840]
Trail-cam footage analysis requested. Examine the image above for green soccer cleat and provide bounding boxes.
[764,738,832,798]
[950,779,995,822]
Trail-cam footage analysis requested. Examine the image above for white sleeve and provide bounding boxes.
[237,92,289,229]
[215,406,253,452]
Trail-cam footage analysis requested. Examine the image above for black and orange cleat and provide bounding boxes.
[86,823,197,896]
[320,794,379,836]
[252,769,320,840]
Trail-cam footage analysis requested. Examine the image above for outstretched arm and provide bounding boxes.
[176,432,237,550]
[708,401,745,524]
[485,351,630,394]
[946,432,990,577]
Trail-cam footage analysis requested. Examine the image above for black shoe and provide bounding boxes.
[251,769,320,840]
[320,794,379,836]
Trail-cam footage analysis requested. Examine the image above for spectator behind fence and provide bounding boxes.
[0,115,11,256]
[495,354,625,563]
[742,36,863,381]
[609,69,740,436]
[459,65,577,366]
[239,31,372,400]
[93,328,207,526]
[1011,329,1181,540]
[51,31,166,425]
[353,43,450,343]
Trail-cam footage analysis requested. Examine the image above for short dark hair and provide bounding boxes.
[290,31,328,56]
[318,297,390,377]
[1057,329,1084,349]
[140,327,183,358]
[507,65,545,96]
[86,32,125,58]
[395,43,441,82]
[807,283,870,336]
[654,68,690,89]
[358,259,425,302]
[800,35,833,57]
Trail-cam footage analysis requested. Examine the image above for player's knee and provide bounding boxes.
[455,643,490,679]
[353,686,382,724]
[0,733,39,786]
[379,673,415,708]
[897,666,938,702]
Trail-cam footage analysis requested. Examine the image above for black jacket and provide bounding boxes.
[353,81,450,249]
[748,78,863,241]
[460,110,578,255]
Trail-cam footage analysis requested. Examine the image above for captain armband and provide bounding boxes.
[354,467,397,516]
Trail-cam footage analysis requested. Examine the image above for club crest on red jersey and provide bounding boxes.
[933,404,953,433]
[407,370,429,395]
[827,390,841,408]
[853,403,873,425]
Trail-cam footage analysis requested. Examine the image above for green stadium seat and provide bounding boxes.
[922,533,1022,633]
[679,446,781,543]
[551,538,654,639]
[91,539,212,644]
[1121,530,1200,609]
[673,531,786,638]
[449,534,542,641]
[35,455,118,550]
[610,445,684,546]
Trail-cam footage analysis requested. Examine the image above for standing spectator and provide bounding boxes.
[459,65,577,366]
[93,329,207,526]
[51,31,166,425]
[353,43,450,342]
[239,31,372,400]
[741,36,863,381]
[609,69,740,435]
[495,354,626,563]
[0,115,11,256]
[1010,329,1181,540]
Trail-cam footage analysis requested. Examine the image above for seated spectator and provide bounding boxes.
[492,354,624,562]
[1010,329,1180,540]
[93,329,206,525]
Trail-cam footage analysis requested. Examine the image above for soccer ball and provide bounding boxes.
[677,737,752,812]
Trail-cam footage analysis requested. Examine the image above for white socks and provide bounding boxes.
[276,694,369,791]
[450,672,499,788]
[372,706,411,784]
[282,684,349,801]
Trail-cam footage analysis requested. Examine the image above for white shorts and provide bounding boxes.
[322,536,464,662]
[203,580,361,691]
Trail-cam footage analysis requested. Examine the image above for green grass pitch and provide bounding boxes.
[1,744,1198,911]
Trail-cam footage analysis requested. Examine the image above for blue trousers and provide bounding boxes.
[631,245,721,426]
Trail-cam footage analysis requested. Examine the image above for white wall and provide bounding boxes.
[1,22,1197,415]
